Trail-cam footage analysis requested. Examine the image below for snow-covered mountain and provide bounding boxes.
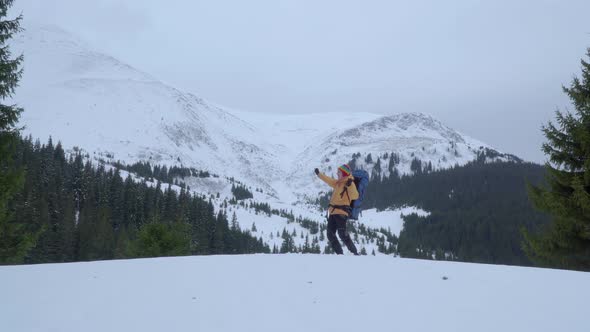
[12,23,519,202]
[10,23,521,255]
[12,24,284,195]
[2,255,588,332]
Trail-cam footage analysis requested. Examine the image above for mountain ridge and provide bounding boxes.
[12,22,521,203]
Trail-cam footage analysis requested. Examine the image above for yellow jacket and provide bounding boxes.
[318,172,359,216]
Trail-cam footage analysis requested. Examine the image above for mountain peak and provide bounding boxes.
[338,112,465,144]
[379,112,441,129]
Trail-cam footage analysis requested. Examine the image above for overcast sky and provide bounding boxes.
[13,0,590,163]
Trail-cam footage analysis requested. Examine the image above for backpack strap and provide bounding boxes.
[340,186,348,199]
[339,180,352,202]
[329,204,352,216]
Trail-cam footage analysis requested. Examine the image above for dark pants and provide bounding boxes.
[327,214,358,255]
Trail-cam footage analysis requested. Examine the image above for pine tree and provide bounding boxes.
[58,192,76,262]
[0,2,22,133]
[280,231,295,253]
[0,3,34,264]
[373,157,382,177]
[114,226,131,259]
[525,48,590,271]
[230,212,239,231]
[130,221,191,258]
[209,210,227,254]
[93,207,115,260]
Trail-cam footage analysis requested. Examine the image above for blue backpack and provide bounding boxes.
[349,169,369,220]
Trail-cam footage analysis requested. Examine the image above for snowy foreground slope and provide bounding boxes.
[1,255,589,332]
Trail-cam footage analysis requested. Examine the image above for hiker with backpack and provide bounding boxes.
[314,164,360,255]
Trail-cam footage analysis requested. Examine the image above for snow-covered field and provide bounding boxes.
[1,255,588,332]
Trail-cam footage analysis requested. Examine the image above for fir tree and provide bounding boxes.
[410,158,423,174]
[525,48,590,271]
[230,212,239,231]
[130,222,191,258]
[0,3,33,264]
[373,157,382,177]
[0,1,22,133]
[280,230,296,253]
[114,226,131,259]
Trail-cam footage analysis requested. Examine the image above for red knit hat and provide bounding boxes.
[338,164,351,177]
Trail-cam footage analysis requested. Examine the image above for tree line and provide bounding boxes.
[1,136,270,264]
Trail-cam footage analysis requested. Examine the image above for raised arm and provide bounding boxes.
[316,169,337,188]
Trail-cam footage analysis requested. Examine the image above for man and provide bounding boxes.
[315,164,360,255]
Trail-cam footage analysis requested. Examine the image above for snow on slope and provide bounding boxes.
[11,23,283,195]
[360,206,430,236]
[1,255,588,332]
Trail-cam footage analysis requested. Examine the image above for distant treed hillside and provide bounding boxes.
[7,136,269,264]
[364,160,550,265]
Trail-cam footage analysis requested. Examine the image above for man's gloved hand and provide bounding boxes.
[314,168,320,175]
[346,178,353,187]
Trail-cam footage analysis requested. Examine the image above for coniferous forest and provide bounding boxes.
[363,160,550,266]
[4,135,269,264]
